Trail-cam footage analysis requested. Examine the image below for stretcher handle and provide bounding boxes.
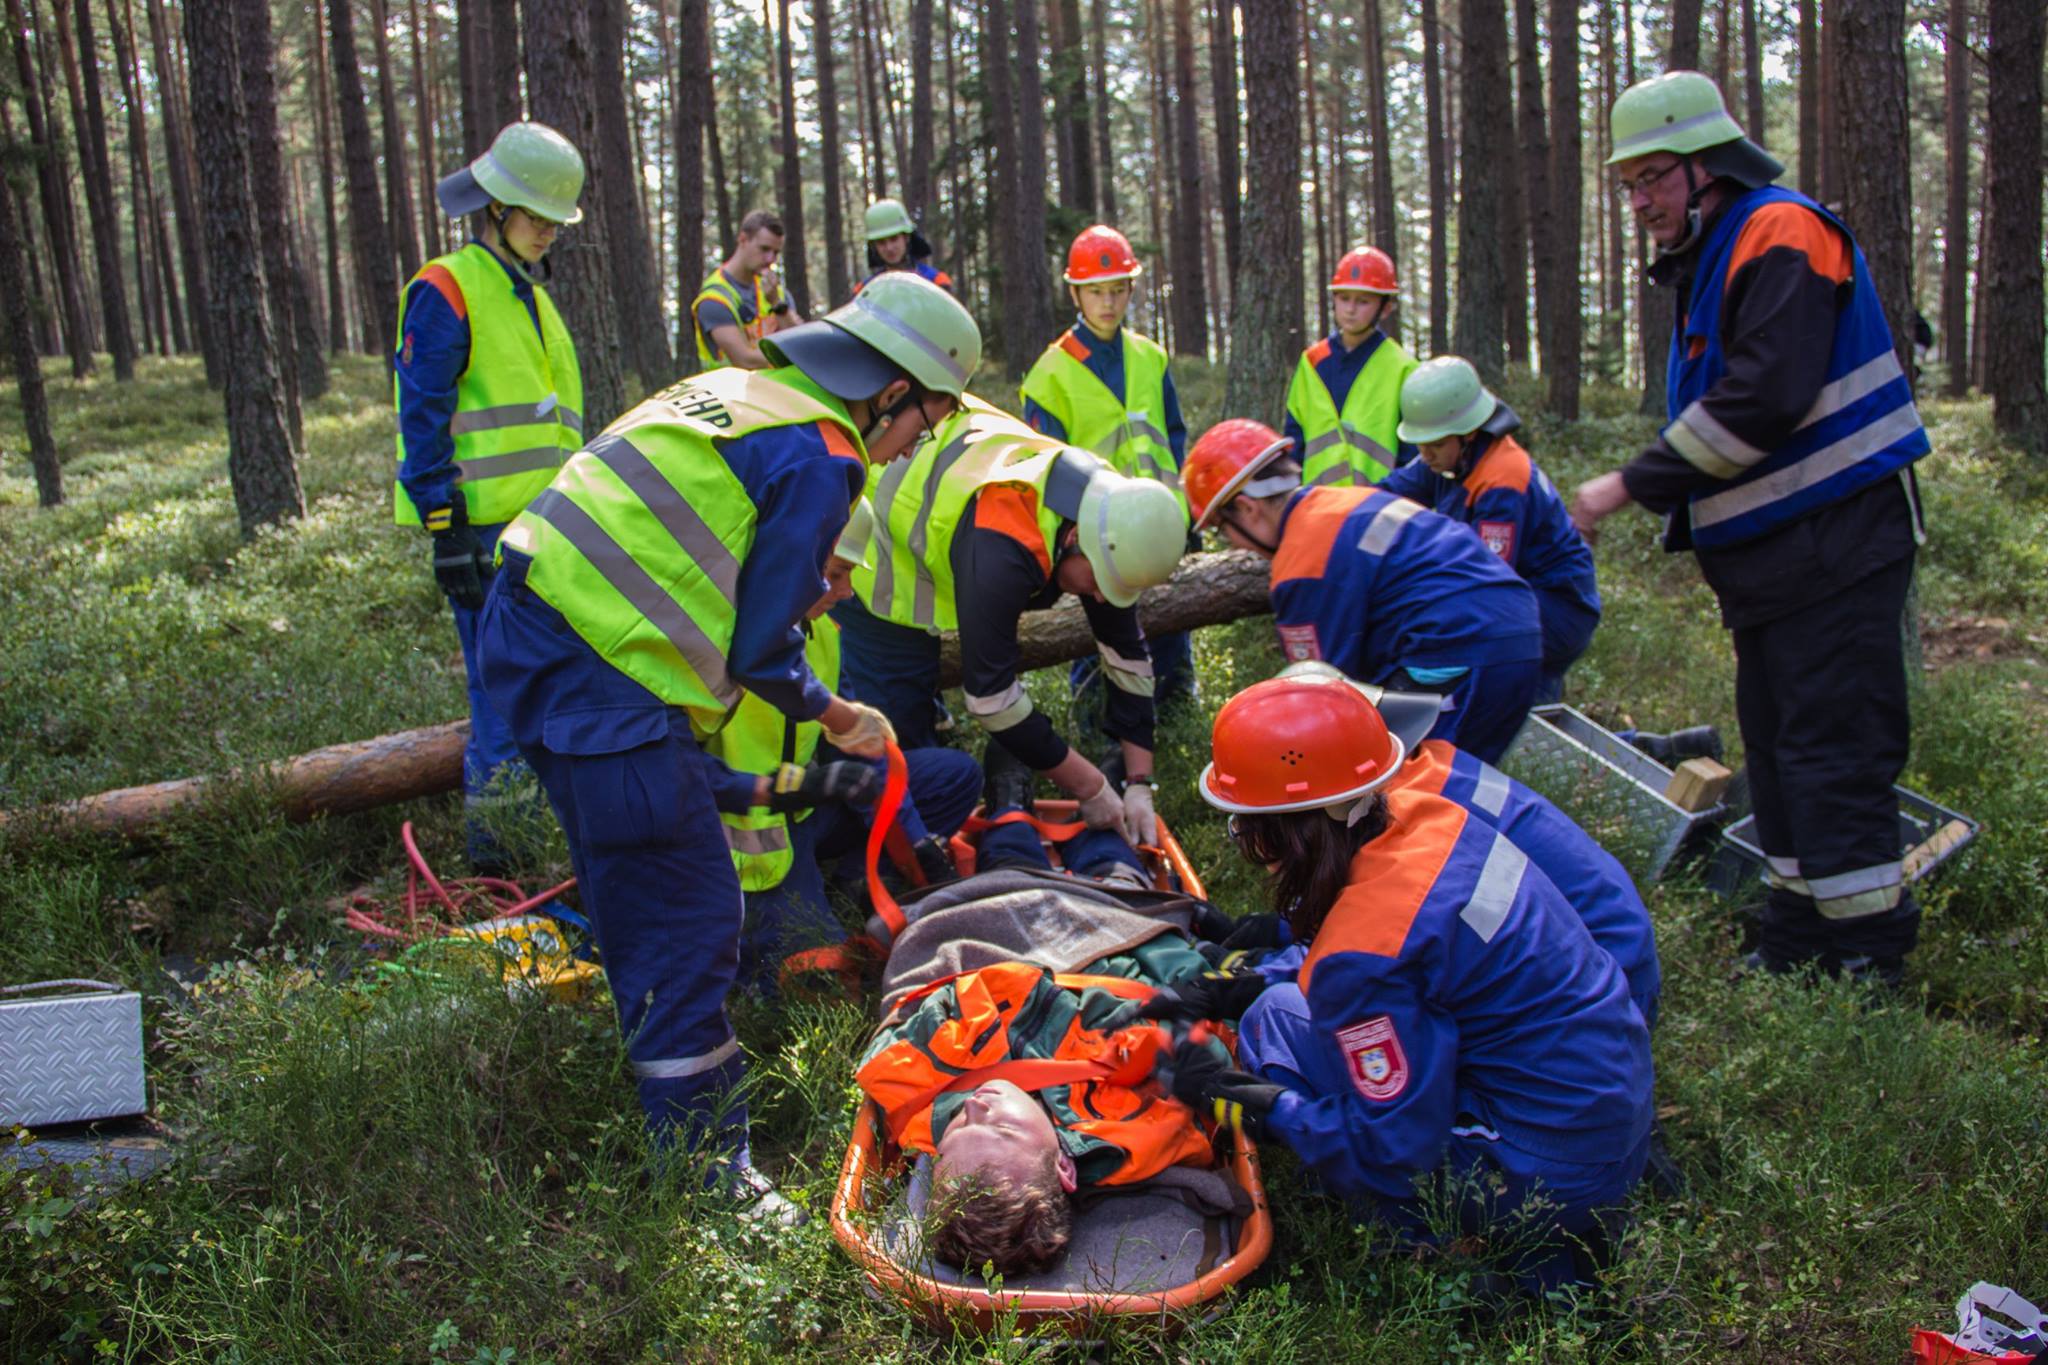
[865,740,912,937]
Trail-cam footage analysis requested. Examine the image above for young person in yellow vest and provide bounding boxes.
[851,198,954,297]
[834,400,1187,850]
[396,121,586,870]
[702,502,982,991]
[474,274,981,1219]
[690,209,792,371]
[1282,246,1420,486]
[1021,224,1196,715]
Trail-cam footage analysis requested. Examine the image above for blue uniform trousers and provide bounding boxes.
[737,746,983,989]
[1239,984,1647,1291]
[1534,590,1600,705]
[975,805,1146,879]
[476,561,747,1150]
[450,521,530,864]
[1392,660,1541,766]
[831,594,946,749]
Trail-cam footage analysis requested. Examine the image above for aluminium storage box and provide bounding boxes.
[0,980,148,1128]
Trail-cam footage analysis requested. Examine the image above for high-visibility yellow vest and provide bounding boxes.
[1283,331,1417,486]
[392,243,584,525]
[851,400,1067,634]
[707,619,842,890]
[691,268,777,371]
[497,366,865,737]
[1018,327,1179,503]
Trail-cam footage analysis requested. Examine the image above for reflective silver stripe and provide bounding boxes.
[907,432,974,627]
[965,680,1034,732]
[1307,462,1353,487]
[1665,401,1768,477]
[559,406,583,435]
[1763,854,1810,894]
[592,433,742,607]
[631,1036,740,1080]
[1807,861,1903,920]
[1097,642,1156,696]
[528,490,741,706]
[1135,452,1182,491]
[1301,429,1348,457]
[452,401,567,436]
[1127,416,1170,449]
[849,290,969,386]
[1815,885,1904,919]
[724,823,788,856]
[1449,1121,1502,1142]
[1461,831,1527,943]
[1766,854,1802,878]
[1799,351,1906,429]
[1612,106,1737,157]
[1341,423,1396,471]
[867,456,918,616]
[1470,762,1511,817]
[1691,404,1925,531]
[453,446,569,482]
[1357,495,1423,556]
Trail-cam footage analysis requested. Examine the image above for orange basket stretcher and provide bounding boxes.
[829,798,1276,1337]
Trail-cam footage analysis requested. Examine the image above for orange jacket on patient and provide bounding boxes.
[856,960,1219,1187]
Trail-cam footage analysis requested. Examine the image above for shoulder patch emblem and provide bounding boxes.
[1335,1014,1409,1101]
[1477,519,1516,562]
[1277,622,1322,662]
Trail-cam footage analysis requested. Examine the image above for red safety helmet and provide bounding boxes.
[1064,225,1144,285]
[1184,419,1298,531]
[1200,677,1406,814]
[1330,246,1398,295]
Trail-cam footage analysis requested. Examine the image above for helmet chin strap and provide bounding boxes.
[487,204,550,283]
[1661,158,1716,257]
[1220,507,1279,555]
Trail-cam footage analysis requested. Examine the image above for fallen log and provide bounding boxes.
[5,551,1274,842]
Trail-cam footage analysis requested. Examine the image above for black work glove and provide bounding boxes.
[1103,969,1268,1033]
[1167,1038,1284,1140]
[429,504,491,610]
[766,760,885,813]
[1219,912,1290,952]
[912,835,956,886]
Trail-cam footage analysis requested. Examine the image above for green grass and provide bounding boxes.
[4,356,2047,1361]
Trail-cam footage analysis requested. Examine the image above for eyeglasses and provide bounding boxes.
[1613,160,1685,204]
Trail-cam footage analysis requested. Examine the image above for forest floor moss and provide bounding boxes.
[2,355,2045,1361]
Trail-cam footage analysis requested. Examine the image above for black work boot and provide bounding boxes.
[981,740,1035,815]
[1629,726,1725,766]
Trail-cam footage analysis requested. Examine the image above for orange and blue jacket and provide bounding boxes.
[856,959,1219,1188]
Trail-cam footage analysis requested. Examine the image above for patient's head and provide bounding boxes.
[929,1080,1078,1275]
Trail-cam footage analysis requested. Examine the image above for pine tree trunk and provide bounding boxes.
[1741,0,1762,139]
[944,0,967,301]
[1514,0,1549,372]
[186,0,305,533]
[1499,2,1529,367]
[1169,0,1209,355]
[1362,0,1394,268]
[1420,0,1448,354]
[1091,0,1115,220]
[456,0,484,157]
[410,0,439,258]
[1939,0,1969,397]
[858,0,888,196]
[1669,0,1702,65]
[909,0,937,226]
[330,0,398,356]
[111,0,179,355]
[675,0,707,364]
[368,0,420,282]
[984,0,1020,365]
[772,0,811,316]
[107,0,160,359]
[705,65,733,250]
[593,0,674,381]
[1818,0,1839,207]
[1049,0,1090,215]
[1224,0,1301,422]
[310,0,347,351]
[1796,0,1816,193]
[1546,0,1580,416]
[143,0,214,375]
[1453,0,1510,382]
[1299,0,1328,340]
[1831,0,1912,386]
[0,159,63,505]
[486,0,520,129]
[816,0,849,303]
[1147,0,1174,353]
[58,0,138,379]
[234,0,321,429]
[1644,0,1692,413]
[1601,0,1625,370]
[1012,0,1053,356]
[1983,0,2045,448]
[1210,0,1240,278]
[6,0,96,377]
[875,0,910,199]
[522,0,627,431]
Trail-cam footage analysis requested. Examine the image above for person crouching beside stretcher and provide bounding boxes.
[1144,675,1654,1291]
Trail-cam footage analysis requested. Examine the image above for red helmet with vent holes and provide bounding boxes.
[1064,225,1143,285]
[1200,677,1405,814]
[1330,246,1397,295]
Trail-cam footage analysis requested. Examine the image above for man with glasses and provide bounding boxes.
[396,121,589,871]
[1570,72,1930,986]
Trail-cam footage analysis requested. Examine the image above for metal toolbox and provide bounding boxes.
[1503,704,1728,882]
[0,979,148,1128]
[1706,786,1980,899]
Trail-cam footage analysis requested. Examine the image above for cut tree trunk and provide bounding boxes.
[1224,0,1302,421]
[8,554,1276,841]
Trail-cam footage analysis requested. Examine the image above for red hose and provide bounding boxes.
[342,820,578,945]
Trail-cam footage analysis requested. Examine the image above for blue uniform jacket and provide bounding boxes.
[1379,429,1601,625]
[1265,789,1653,1205]
[1269,486,1541,682]
[854,260,954,294]
[1021,320,1188,462]
[394,241,543,521]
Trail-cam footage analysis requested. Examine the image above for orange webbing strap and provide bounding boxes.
[865,740,911,937]
[961,808,1090,842]
[883,966,1158,1028]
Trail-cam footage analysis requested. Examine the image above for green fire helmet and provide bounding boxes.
[764,271,980,399]
[1396,356,1498,445]
[1607,71,1783,186]
[1075,471,1188,609]
[863,198,917,241]
[439,121,587,225]
[833,499,876,569]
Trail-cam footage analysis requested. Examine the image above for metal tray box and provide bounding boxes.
[1706,786,1980,899]
[1503,704,1727,882]
[0,981,148,1128]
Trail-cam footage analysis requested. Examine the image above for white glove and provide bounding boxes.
[822,701,895,759]
[1121,781,1158,848]
[1077,775,1123,830]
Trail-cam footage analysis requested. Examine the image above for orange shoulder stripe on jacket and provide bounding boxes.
[932,270,954,288]
[1305,338,1333,366]
[1728,200,1852,287]
[1271,486,1369,587]
[1058,330,1092,363]
[971,484,1054,576]
[815,420,862,464]
[412,263,467,320]
[1389,740,1455,798]
[1463,434,1534,500]
[1302,791,1468,990]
